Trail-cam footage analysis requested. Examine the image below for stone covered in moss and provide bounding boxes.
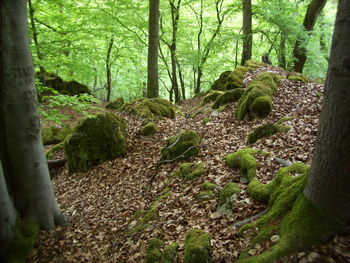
[163,243,179,263]
[218,182,240,206]
[174,162,206,180]
[161,130,201,161]
[211,66,251,92]
[235,71,282,120]
[212,88,244,109]
[202,181,217,191]
[106,97,124,110]
[202,90,223,104]
[247,123,290,144]
[141,122,158,136]
[145,238,165,263]
[184,229,211,263]
[64,113,127,173]
[197,191,216,200]
[201,117,211,125]
[121,98,176,120]
[287,74,308,83]
[245,60,264,68]
[41,125,72,145]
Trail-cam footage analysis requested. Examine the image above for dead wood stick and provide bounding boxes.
[233,208,269,228]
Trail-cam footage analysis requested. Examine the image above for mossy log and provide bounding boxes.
[64,113,127,173]
[237,163,345,263]
[247,123,290,144]
[235,72,282,120]
[184,229,211,263]
[287,74,308,83]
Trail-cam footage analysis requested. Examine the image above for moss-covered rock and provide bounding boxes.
[160,130,201,161]
[211,66,251,92]
[245,60,264,68]
[235,71,282,120]
[106,97,124,110]
[202,90,224,104]
[218,182,240,207]
[212,88,244,109]
[287,74,308,83]
[173,162,205,180]
[197,191,216,200]
[145,238,164,263]
[247,123,290,144]
[202,181,218,191]
[184,229,211,263]
[41,125,72,145]
[121,98,176,120]
[141,122,158,136]
[5,220,39,263]
[163,243,179,263]
[64,113,127,173]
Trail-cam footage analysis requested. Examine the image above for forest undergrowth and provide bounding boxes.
[30,65,349,263]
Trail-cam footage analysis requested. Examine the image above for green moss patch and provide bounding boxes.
[212,88,244,109]
[197,191,216,200]
[245,60,264,68]
[201,117,211,125]
[160,130,201,161]
[218,182,240,206]
[5,220,39,263]
[144,239,178,263]
[64,113,127,173]
[41,125,72,145]
[172,162,206,180]
[287,74,308,83]
[202,182,218,191]
[141,122,158,136]
[237,163,345,263]
[121,98,176,120]
[202,90,224,104]
[105,97,124,110]
[247,123,290,144]
[184,229,211,263]
[235,71,282,120]
[211,66,251,92]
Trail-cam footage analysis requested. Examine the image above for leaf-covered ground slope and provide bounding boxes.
[30,65,349,263]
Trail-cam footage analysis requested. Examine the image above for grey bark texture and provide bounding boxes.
[0,0,65,233]
[147,0,160,98]
[241,0,252,66]
[304,0,350,221]
[293,0,327,72]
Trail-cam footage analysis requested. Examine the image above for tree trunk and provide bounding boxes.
[241,0,252,66]
[278,31,287,69]
[195,67,203,94]
[293,0,327,73]
[177,60,186,100]
[0,0,65,232]
[106,37,114,102]
[304,0,350,221]
[147,0,160,98]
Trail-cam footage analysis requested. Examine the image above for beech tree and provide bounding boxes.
[0,0,65,259]
[241,0,252,65]
[147,0,160,98]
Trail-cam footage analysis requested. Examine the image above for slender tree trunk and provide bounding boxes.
[106,37,114,102]
[0,0,65,231]
[147,0,160,98]
[241,0,252,66]
[293,0,327,73]
[278,31,287,69]
[304,0,350,221]
[177,60,186,100]
[195,68,203,94]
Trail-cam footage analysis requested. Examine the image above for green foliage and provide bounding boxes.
[161,130,201,161]
[64,113,127,172]
[184,229,211,263]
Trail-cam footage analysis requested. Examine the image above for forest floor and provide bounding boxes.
[30,65,350,263]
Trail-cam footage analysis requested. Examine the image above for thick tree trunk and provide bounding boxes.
[241,0,252,66]
[0,0,65,230]
[0,161,16,259]
[304,0,350,221]
[293,0,327,73]
[106,37,114,102]
[147,0,160,98]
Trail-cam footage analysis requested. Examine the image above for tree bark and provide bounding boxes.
[106,37,114,102]
[177,60,186,100]
[0,0,65,232]
[147,0,160,98]
[293,0,327,73]
[241,0,252,66]
[304,0,350,221]
[278,31,287,69]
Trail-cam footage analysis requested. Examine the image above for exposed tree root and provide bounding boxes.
[237,163,346,263]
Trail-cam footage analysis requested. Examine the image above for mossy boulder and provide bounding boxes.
[287,74,308,83]
[202,181,218,191]
[160,130,201,161]
[184,229,211,263]
[37,71,91,96]
[247,123,290,144]
[212,88,244,109]
[173,162,206,179]
[235,71,282,120]
[121,98,176,120]
[141,122,158,136]
[197,182,218,200]
[245,60,264,68]
[41,125,72,145]
[106,97,124,110]
[218,182,240,206]
[211,66,250,92]
[144,239,179,263]
[64,113,127,173]
[202,90,223,104]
